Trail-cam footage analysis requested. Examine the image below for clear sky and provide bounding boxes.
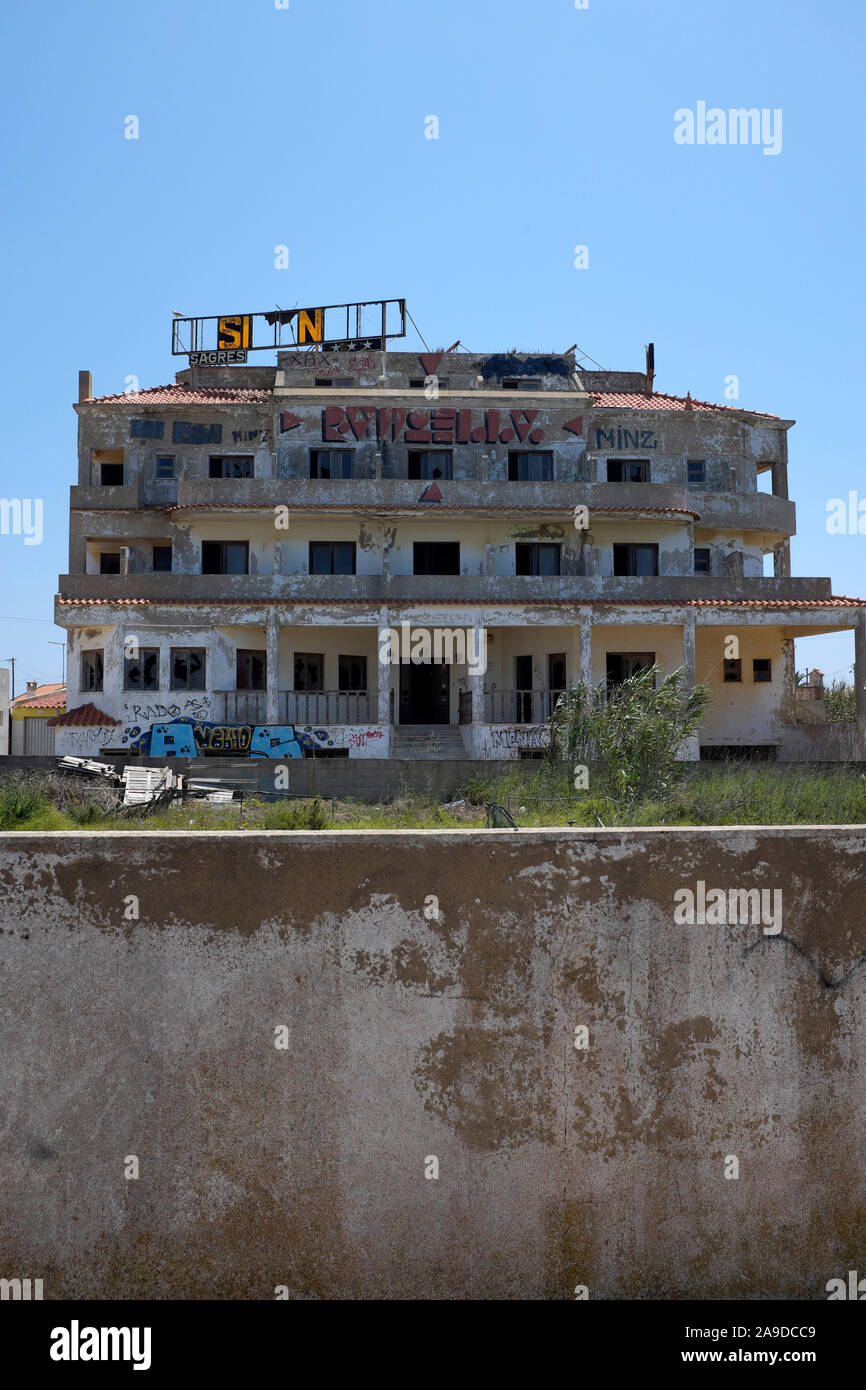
[1,0,863,693]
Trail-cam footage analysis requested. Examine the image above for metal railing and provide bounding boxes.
[485,689,564,724]
[282,690,373,725]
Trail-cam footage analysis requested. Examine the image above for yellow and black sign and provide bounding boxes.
[217,314,253,350]
[296,307,323,344]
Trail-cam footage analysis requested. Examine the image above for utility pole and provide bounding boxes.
[49,641,66,684]
[6,657,14,700]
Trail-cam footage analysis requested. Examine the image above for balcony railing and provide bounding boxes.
[485,689,564,724]
[215,690,374,725]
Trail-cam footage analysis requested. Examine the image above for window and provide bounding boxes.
[201,541,249,574]
[613,543,659,577]
[314,378,353,387]
[339,655,368,691]
[687,459,707,486]
[100,463,124,485]
[310,450,354,479]
[80,650,103,693]
[124,647,159,691]
[516,542,561,576]
[502,378,542,391]
[607,459,650,483]
[309,541,356,575]
[508,451,554,482]
[294,652,324,691]
[413,541,460,575]
[236,650,266,691]
[152,545,172,572]
[723,659,743,682]
[694,547,711,575]
[171,648,206,691]
[753,658,772,683]
[99,552,121,575]
[209,455,253,479]
[409,378,449,389]
[607,652,655,687]
[408,450,453,481]
[156,456,175,479]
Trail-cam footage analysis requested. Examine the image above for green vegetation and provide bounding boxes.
[825,679,857,723]
[1,761,866,830]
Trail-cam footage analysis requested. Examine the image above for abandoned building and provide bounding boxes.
[52,337,866,760]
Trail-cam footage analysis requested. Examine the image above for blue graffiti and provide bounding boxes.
[480,354,571,380]
[120,718,303,759]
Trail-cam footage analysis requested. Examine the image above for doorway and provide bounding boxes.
[399,663,451,724]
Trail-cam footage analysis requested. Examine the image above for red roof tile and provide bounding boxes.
[590,391,779,418]
[48,702,121,727]
[159,503,701,519]
[11,683,66,710]
[55,596,866,610]
[86,385,271,406]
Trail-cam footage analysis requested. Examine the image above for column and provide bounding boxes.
[266,611,280,724]
[681,611,696,688]
[377,609,392,725]
[781,637,796,726]
[855,611,866,758]
[579,610,593,687]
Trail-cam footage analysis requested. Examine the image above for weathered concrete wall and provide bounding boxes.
[1,828,865,1300]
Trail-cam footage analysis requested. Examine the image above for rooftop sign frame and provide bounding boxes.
[172,298,407,364]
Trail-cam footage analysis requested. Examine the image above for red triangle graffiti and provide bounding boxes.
[418,482,443,503]
[562,416,584,436]
[280,411,303,432]
[419,351,445,376]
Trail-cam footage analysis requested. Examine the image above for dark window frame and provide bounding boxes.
[338,654,368,692]
[687,458,707,486]
[515,542,562,576]
[201,540,249,575]
[152,545,172,572]
[412,541,461,576]
[723,659,743,683]
[752,658,772,683]
[208,455,254,479]
[236,649,266,692]
[309,449,354,480]
[294,652,325,692]
[124,646,160,692]
[99,462,124,486]
[607,458,650,483]
[694,547,711,575]
[613,542,659,577]
[80,649,104,693]
[508,451,554,482]
[309,541,357,575]
[407,450,453,481]
[170,647,206,692]
[156,455,176,479]
[99,552,121,575]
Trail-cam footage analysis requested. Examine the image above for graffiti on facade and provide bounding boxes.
[120,719,303,759]
[171,421,223,445]
[479,354,572,379]
[487,726,548,750]
[321,406,548,446]
[124,696,212,723]
[348,728,385,749]
[130,418,165,439]
[595,427,657,450]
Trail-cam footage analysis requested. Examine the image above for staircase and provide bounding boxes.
[391,724,468,760]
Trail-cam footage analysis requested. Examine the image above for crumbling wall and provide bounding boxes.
[1,827,864,1299]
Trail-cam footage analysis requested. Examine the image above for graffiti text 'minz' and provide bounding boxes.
[595,428,657,450]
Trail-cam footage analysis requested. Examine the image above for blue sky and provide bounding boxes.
[1,0,863,691]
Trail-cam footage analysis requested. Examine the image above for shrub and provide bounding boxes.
[262,798,331,830]
[0,774,50,829]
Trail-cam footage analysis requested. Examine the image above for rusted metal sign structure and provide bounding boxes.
[172,299,407,364]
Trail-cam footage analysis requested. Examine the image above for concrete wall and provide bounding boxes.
[1,827,865,1300]
[0,667,9,757]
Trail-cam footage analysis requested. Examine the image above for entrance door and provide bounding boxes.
[399,663,450,724]
[515,655,533,723]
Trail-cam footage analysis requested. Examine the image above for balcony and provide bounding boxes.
[217,690,375,725]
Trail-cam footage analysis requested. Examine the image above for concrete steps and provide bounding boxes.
[391,724,468,760]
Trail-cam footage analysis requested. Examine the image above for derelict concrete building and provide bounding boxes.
[52,338,866,760]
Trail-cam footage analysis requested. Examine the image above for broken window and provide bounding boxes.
[124,647,159,692]
[694,547,711,575]
[339,654,368,691]
[201,541,249,574]
[152,545,172,572]
[613,543,659,577]
[294,652,324,691]
[310,450,354,479]
[413,542,460,576]
[80,650,104,693]
[236,649,266,691]
[93,449,124,485]
[606,652,655,688]
[171,648,206,691]
[309,541,356,575]
[508,452,554,482]
[209,456,254,479]
[723,659,743,683]
[407,451,453,481]
[314,378,353,388]
[752,658,772,683]
[607,459,650,483]
[516,542,561,576]
[99,552,121,574]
